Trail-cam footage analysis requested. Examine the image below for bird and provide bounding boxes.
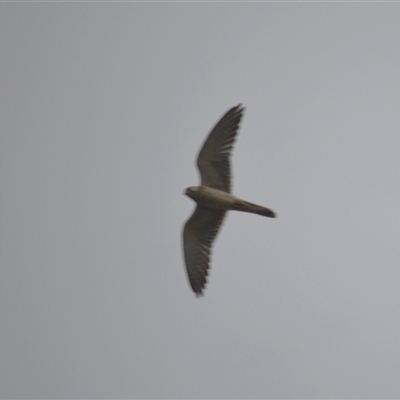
[182,104,276,296]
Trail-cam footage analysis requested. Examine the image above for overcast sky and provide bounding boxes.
[1,3,400,399]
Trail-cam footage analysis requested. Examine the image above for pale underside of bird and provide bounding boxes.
[182,104,276,297]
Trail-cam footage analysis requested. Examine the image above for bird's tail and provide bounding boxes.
[233,200,276,218]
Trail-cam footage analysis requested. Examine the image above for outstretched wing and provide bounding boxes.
[182,206,226,296]
[197,104,244,193]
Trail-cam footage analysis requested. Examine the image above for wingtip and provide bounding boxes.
[226,104,244,113]
[234,103,245,112]
[190,281,206,297]
[225,104,245,122]
[192,285,205,297]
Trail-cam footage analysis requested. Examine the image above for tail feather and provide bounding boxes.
[235,200,276,218]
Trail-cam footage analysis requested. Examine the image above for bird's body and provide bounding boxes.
[185,186,275,217]
[186,186,237,209]
[182,105,276,296]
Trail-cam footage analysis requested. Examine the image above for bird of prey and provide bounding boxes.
[182,104,276,296]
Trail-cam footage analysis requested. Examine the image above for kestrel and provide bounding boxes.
[182,104,276,296]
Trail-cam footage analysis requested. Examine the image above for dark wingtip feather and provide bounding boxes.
[263,208,277,218]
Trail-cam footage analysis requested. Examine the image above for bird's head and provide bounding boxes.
[184,186,200,200]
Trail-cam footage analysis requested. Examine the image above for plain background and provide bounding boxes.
[1,3,400,398]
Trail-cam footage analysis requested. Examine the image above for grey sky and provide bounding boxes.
[1,3,400,399]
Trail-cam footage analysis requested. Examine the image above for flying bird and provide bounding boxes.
[182,104,276,296]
